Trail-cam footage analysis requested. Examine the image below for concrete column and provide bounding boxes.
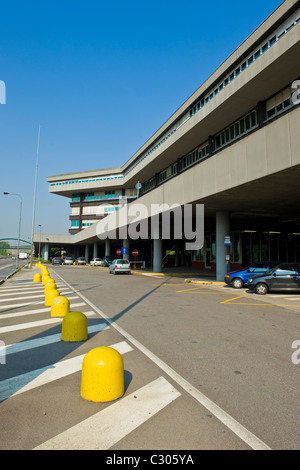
[153,238,163,273]
[93,242,98,259]
[105,238,111,257]
[42,243,49,261]
[123,238,130,259]
[85,244,90,263]
[216,211,230,281]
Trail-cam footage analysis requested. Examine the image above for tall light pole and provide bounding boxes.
[3,192,22,269]
[30,124,41,268]
[38,224,41,261]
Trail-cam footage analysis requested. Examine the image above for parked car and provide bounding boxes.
[248,263,300,295]
[52,257,62,265]
[224,261,281,288]
[90,258,105,266]
[109,259,131,275]
[63,257,74,265]
[103,255,114,267]
[76,257,86,265]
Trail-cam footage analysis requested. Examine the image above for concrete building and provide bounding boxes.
[36,0,300,280]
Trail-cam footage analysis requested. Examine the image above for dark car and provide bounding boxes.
[52,257,62,265]
[224,261,280,288]
[103,255,114,267]
[248,263,300,295]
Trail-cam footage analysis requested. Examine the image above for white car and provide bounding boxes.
[90,258,105,266]
[63,257,74,265]
[109,259,131,274]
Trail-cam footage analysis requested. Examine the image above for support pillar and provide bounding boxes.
[216,211,230,281]
[123,238,130,259]
[105,238,111,257]
[153,238,163,273]
[85,244,90,263]
[42,243,49,261]
[93,242,98,259]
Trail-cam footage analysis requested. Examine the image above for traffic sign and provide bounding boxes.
[121,247,128,255]
[116,249,122,255]
[224,236,231,246]
[132,249,139,257]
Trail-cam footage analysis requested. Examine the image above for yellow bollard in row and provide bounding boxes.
[61,311,88,342]
[33,273,41,282]
[35,263,125,404]
[80,346,124,402]
[51,296,70,317]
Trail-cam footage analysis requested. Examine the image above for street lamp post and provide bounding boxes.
[38,224,41,261]
[3,192,22,269]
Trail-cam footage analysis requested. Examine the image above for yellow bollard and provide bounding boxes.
[61,311,88,342]
[51,296,70,317]
[80,346,124,402]
[33,273,42,282]
[42,275,50,285]
[44,279,56,293]
[45,288,60,306]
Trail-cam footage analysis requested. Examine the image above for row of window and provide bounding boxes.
[266,85,294,120]
[50,175,123,188]
[181,144,209,171]
[72,191,118,202]
[214,110,258,150]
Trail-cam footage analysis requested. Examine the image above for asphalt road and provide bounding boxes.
[0,264,299,451]
[0,257,27,281]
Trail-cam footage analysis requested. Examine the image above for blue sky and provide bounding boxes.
[0,0,283,242]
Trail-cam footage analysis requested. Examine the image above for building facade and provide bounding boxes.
[42,0,300,280]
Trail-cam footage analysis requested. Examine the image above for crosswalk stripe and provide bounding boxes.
[2,322,109,356]
[0,289,74,303]
[0,341,133,402]
[0,311,96,333]
[0,293,45,302]
[0,284,66,293]
[0,296,79,310]
[0,302,86,320]
[33,376,181,450]
[0,289,46,296]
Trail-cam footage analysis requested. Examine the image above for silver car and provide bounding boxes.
[109,259,131,275]
[90,258,105,266]
[76,257,86,265]
[63,257,74,265]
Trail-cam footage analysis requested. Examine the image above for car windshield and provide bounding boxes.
[117,260,129,264]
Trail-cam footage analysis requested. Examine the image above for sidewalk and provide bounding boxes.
[131,266,225,285]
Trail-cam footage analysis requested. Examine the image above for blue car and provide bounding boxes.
[224,261,281,289]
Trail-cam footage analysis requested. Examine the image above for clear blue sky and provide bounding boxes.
[0,0,283,242]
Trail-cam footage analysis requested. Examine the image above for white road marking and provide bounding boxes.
[0,302,86,319]
[0,283,65,292]
[0,296,79,310]
[33,376,181,450]
[2,322,109,356]
[54,271,271,451]
[0,289,73,302]
[0,341,133,402]
[0,311,95,333]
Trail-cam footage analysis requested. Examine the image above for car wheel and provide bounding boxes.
[232,278,243,289]
[255,283,268,295]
